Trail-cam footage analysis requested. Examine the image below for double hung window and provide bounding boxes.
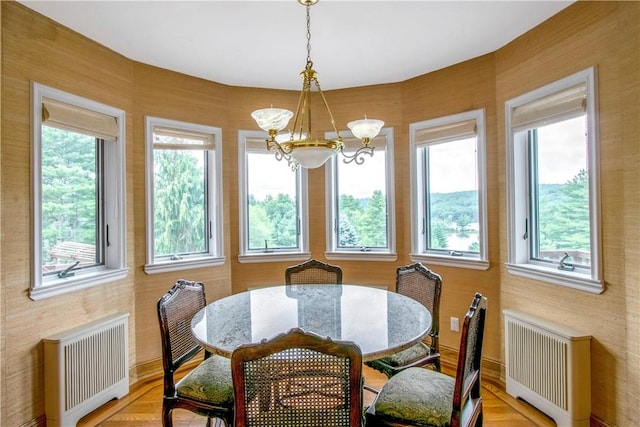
[325,128,396,260]
[238,131,309,262]
[410,109,488,269]
[31,83,127,300]
[505,66,602,293]
[144,117,224,273]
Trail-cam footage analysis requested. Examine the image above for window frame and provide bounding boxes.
[324,127,397,261]
[237,130,310,263]
[505,66,603,293]
[144,116,224,274]
[31,82,128,300]
[409,109,489,270]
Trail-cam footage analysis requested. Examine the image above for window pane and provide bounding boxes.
[153,148,207,256]
[425,137,479,253]
[337,151,387,248]
[531,115,590,267]
[41,125,100,276]
[247,152,298,250]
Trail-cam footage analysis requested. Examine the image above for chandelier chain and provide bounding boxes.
[306,3,312,67]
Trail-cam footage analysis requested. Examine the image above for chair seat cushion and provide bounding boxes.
[176,355,234,405]
[381,342,433,367]
[373,367,454,427]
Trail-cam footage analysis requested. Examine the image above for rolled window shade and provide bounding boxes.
[414,119,476,146]
[42,97,118,141]
[153,126,214,150]
[511,83,586,131]
[246,136,270,152]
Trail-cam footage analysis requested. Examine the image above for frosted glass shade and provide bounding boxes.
[347,118,384,141]
[290,146,336,169]
[251,108,294,132]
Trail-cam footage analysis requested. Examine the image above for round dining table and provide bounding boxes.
[191,284,431,362]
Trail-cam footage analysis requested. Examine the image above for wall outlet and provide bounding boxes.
[450,317,459,332]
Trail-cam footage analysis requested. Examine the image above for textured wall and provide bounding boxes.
[1,1,637,425]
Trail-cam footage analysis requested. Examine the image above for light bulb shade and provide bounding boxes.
[347,118,384,141]
[290,146,337,168]
[251,108,294,132]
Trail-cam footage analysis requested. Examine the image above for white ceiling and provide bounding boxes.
[19,0,575,91]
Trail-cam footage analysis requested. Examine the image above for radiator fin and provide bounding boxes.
[506,320,568,409]
[45,313,130,427]
[503,309,591,427]
[64,322,127,410]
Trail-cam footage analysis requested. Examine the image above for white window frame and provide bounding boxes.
[31,82,128,300]
[505,66,603,293]
[324,127,397,261]
[144,117,224,274]
[237,130,310,263]
[409,109,489,270]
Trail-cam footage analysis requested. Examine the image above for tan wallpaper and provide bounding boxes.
[1,1,638,425]
[495,2,639,425]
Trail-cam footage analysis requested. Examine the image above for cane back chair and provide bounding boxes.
[365,293,488,427]
[285,258,343,285]
[231,327,363,427]
[367,262,442,377]
[157,279,234,427]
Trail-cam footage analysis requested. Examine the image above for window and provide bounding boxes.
[506,66,602,293]
[325,128,396,261]
[238,131,309,262]
[410,109,488,270]
[144,117,224,273]
[31,83,127,300]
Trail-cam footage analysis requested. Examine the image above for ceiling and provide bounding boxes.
[19,1,575,91]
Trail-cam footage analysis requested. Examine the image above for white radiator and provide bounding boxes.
[44,313,129,427]
[503,309,591,427]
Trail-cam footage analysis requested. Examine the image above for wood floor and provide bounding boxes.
[78,362,556,426]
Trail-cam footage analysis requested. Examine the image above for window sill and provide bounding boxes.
[144,256,225,274]
[30,267,129,301]
[411,253,489,270]
[325,252,397,262]
[238,252,310,264]
[505,262,603,294]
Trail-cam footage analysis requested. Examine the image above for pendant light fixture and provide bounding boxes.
[251,0,384,170]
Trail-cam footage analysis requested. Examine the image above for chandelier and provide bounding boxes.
[251,0,384,170]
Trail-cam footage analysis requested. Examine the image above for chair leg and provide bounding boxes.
[162,403,173,427]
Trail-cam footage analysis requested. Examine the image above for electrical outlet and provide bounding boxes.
[450,317,459,332]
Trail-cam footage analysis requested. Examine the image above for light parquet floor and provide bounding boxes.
[79,363,556,427]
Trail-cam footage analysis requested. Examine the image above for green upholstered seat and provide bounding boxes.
[367,342,433,377]
[373,367,454,427]
[366,293,487,427]
[176,354,234,406]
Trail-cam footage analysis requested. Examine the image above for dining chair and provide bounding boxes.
[231,327,363,427]
[366,262,442,377]
[285,258,343,285]
[365,292,488,427]
[157,279,234,427]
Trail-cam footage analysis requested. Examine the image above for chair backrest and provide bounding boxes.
[451,292,488,427]
[285,259,343,285]
[157,279,207,393]
[231,328,363,427]
[395,263,442,350]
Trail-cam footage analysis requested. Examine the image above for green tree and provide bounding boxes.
[41,126,97,257]
[154,150,205,255]
[358,190,387,247]
[338,216,359,246]
[262,194,297,247]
